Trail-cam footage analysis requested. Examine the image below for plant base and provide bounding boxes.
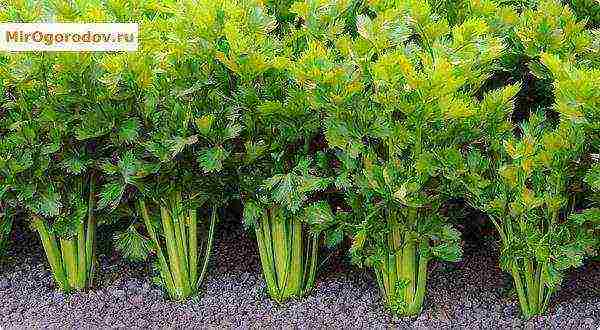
[510,259,552,319]
[33,216,96,292]
[32,179,97,292]
[254,207,318,302]
[374,223,429,316]
[374,250,429,316]
[138,192,216,301]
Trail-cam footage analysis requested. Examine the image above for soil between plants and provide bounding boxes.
[0,220,598,329]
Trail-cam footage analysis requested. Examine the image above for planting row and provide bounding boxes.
[0,0,599,320]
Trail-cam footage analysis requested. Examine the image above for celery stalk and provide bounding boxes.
[256,207,319,302]
[60,237,78,290]
[85,177,96,287]
[76,222,87,289]
[286,218,303,296]
[161,206,187,299]
[197,206,217,290]
[139,200,176,297]
[409,254,428,315]
[33,217,69,292]
[188,209,198,288]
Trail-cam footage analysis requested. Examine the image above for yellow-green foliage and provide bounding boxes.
[0,0,598,319]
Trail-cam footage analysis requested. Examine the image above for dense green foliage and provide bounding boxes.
[567,0,600,27]
[284,0,512,315]
[459,0,600,317]
[232,0,337,301]
[0,1,125,291]
[463,110,596,317]
[0,0,598,320]
[91,0,240,300]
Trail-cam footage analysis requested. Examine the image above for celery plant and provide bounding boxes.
[461,44,599,317]
[218,0,339,302]
[136,195,217,301]
[242,162,334,302]
[287,0,507,316]
[96,0,239,300]
[459,4,600,316]
[463,113,597,318]
[472,0,599,318]
[0,52,112,291]
[0,1,130,291]
[99,151,227,301]
[459,0,600,317]
[0,84,104,292]
[543,52,600,256]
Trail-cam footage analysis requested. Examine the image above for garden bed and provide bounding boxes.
[0,219,597,328]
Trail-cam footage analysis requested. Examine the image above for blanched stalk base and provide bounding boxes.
[511,260,552,319]
[255,207,318,303]
[138,191,216,301]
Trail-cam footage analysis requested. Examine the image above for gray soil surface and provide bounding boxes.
[0,220,598,328]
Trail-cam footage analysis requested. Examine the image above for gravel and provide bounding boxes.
[0,221,598,328]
